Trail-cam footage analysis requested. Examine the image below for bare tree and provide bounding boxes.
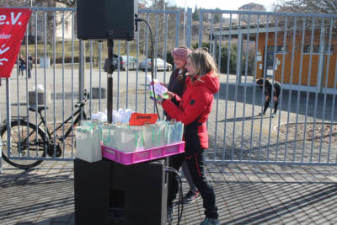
[0,0,30,7]
[31,0,75,7]
[53,0,75,7]
[273,0,337,54]
[275,0,337,34]
[275,0,337,14]
[0,0,76,7]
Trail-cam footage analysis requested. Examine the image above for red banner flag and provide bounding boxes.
[0,8,31,78]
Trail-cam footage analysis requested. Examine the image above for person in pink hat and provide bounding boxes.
[167,47,192,97]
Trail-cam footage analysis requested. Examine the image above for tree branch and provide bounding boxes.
[277,0,337,14]
[54,0,75,7]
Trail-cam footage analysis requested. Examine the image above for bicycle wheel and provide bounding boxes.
[1,119,47,169]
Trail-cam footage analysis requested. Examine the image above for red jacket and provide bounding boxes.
[162,71,220,151]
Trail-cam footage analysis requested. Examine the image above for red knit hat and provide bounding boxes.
[171,47,192,61]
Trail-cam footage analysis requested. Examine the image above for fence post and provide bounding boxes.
[186,8,192,48]
[317,22,325,93]
[198,10,204,48]
[79,40,85,119]
[175,11,180,47]
[236,33,243,85]
[5,78,11,172]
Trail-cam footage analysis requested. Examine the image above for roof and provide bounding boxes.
[210,23,284,40]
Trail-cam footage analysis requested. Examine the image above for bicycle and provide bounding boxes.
[0,90,89,170]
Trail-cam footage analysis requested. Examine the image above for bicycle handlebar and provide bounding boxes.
[74,89,88,108]
[83,89,89,100]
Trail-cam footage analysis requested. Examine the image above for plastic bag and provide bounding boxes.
[143,121,167,149]
[75,125,102,162]
[91,112,107,122]
[102,124,144,152]
[90,109,134,124]
[167,121,184,144]
[112,108,134,123]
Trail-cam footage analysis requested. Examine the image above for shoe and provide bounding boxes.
[181,189,200,204]
[200,217,220,225]
[167,205,173,224]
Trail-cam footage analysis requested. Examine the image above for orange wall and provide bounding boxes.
[323,54,337,89]
[274,54,319,86]
[256,32,337,89]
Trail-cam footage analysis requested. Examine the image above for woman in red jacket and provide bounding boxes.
[167,47,201,206]
[161,49,220,225]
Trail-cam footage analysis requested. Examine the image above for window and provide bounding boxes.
[303,45,320,54]
[275,45,287,54]
[268,45,287,54]
[303,44,334,55]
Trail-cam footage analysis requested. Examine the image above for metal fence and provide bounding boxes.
[201,9,337,166]
[1,7,336,166]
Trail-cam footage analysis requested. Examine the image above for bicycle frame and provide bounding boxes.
[1,90,89,168]
[35,106,87,143]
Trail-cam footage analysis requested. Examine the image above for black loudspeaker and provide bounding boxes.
[74,159,167,225]
[74,159,111,225]
[110,161,168,225]
[77,0,138,40]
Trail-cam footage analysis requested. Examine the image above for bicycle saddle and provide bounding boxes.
[29,105,49,113]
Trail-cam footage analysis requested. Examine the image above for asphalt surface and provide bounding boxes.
[1,67,337,225]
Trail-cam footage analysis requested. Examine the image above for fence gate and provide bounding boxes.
[1,7,336,167]
[198,9,337,166]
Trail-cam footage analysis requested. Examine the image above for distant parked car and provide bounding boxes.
[103,54,127,72]
[139,58,172,71]
[121,55,138,70]
[111,54,123,70]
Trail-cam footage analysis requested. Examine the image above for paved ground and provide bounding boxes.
[1,159,337,225]
[1,69,337,225]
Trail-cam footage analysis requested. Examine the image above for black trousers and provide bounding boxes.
[264,93,280,114]
[167,149,218,219]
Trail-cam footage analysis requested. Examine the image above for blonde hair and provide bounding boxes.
[187,48,218,77]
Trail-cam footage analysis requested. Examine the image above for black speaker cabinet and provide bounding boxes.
[74,158,168,225]
[77,0,138,40]
[74,159,111,225]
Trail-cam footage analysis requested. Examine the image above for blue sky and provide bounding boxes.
[168,0,279,11]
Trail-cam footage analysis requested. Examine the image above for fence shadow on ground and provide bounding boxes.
[217,182,337,225]
[217,114,274,123]
[208,134,336,163]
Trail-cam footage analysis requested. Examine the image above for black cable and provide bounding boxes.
[137,17,184,224]
[177,172,183,225]
[165,167,184,225]
[135,18,161,120]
